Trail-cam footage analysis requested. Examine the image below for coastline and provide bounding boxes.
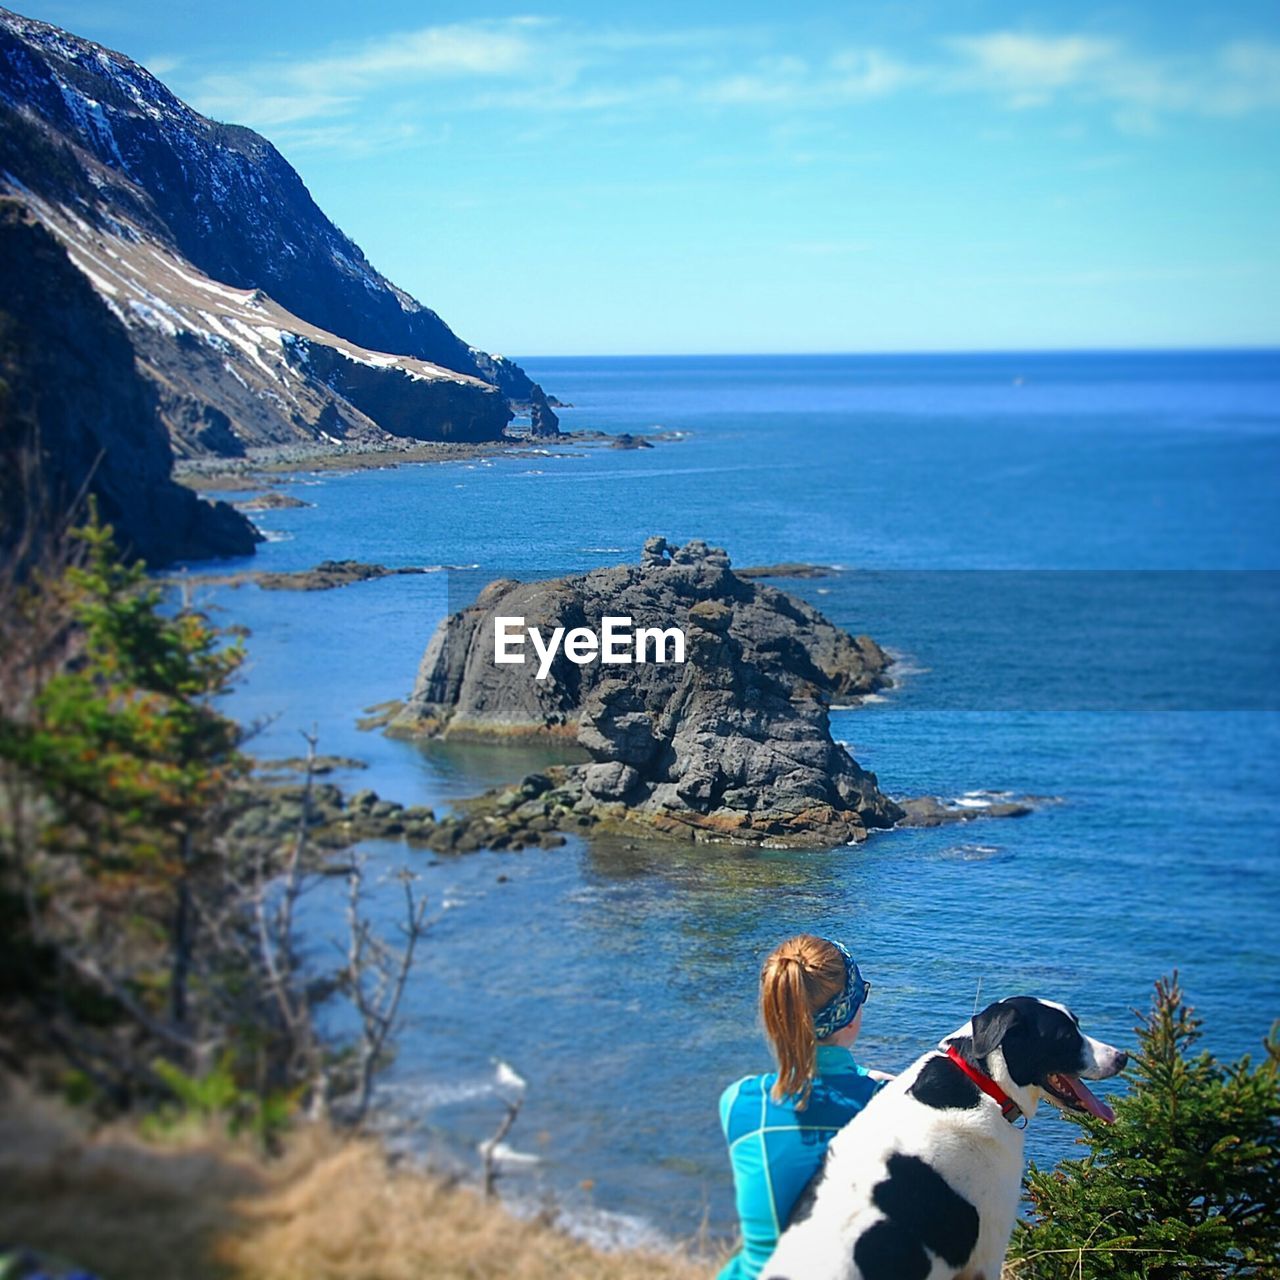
[172,428,685,491]
[173,435,585,490]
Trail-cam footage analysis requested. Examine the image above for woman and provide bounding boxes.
[717,934,891,1280]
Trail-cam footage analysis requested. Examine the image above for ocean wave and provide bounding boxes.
[507,1196,676,1255]
[829,692,887,709]
[557,1206,677,1254]
[883,647,928,680]
[939,843,1007,862]
[375,1060,524,1116]
[952,789,1014,809]
[375,1077,497,1109]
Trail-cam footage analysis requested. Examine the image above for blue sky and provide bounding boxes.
[21,1,1280,355]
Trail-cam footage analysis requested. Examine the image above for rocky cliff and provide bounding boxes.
[393,539,902,846]
[0,6,557,457]
[0,201,258,565]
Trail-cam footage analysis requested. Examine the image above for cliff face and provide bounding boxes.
[283,338,509,444]
[0,6,558,455]
[394,539,902,847]
[0,202,258,565]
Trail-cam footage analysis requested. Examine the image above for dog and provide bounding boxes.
[760,996,1128,1280]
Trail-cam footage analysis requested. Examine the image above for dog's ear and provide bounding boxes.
[972,1000,1022,1060]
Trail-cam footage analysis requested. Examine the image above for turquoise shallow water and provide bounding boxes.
[193,351,1280,1248]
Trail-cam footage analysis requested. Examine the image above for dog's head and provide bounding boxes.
[950,996,1128,1122]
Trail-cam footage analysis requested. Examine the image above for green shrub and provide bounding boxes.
[1009,975,1280,1279]
[145,1053,300,1146]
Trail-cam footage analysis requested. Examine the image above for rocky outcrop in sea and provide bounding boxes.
[392,538,902,847]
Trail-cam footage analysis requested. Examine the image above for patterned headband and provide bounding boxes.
[811,940,870,1040]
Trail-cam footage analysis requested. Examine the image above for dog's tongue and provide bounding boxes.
[1055,1073,1115,1123]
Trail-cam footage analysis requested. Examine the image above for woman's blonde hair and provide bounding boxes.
[760,934,849,1108]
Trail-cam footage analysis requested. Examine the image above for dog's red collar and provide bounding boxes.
[945,1045,1025,1125]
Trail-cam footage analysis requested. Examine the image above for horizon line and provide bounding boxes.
[512,343,1280,361]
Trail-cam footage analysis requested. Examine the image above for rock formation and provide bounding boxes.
[0,202,257,565]
[527,386,561,438]
[394,538,903,846]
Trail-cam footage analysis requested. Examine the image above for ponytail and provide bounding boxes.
[760,934,847,1109]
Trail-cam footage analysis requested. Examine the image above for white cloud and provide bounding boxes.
[1197,41,1280,115]
[701,48,914,106]
[947,33,1117,104]
[831,48,917,97]
[180,19,1280,152]
[272,120,449,158]
[194,80,352,128]
[282,22,539,93]
[468,74,689,114]
[142,53,182,78]
[946,30,1280,119]
[189,19,540,127]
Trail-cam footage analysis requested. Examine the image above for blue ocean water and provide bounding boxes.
[194,351,1280,1249]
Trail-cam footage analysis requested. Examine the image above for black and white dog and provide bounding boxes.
[762,997,1128,1280]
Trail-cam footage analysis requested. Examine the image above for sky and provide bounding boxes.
[18,1,1280,355]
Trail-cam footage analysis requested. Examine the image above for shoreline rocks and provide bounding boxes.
[232,491,313,511]
[227,776,569,857]
[228,766,1060,863]
[170,429,666,491]
[897,792,1060,827]
[174,560,435,592]
[735,563,838,580]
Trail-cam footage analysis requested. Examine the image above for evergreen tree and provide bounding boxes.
[0,506,246,1088]
[1009,975,1280,1279]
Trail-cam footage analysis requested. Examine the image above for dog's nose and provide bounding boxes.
[1114,1050,1130,1072]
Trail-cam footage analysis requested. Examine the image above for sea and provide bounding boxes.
[188,350,1280,1252]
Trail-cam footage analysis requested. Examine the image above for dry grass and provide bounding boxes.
[0,1079,715,1280]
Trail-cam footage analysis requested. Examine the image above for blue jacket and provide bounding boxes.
[717,1045,883,1280]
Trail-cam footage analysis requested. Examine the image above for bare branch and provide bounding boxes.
[481,1093,525,1200]
[341,859,430,1126]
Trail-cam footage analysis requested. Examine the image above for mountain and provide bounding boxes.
[0,200,258,565]
[0,6,560,464]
